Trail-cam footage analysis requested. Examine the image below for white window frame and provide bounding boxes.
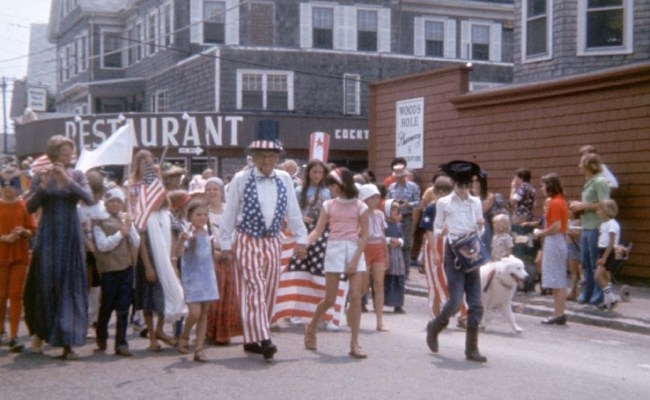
[460,20,502,62]
[76,33,88,72]
[342,73,360,115]
[134,20,145,62]
[235,69,294,111]
[414,17,456,58]
[577,0,633,56]
[146,10,159,56]
[152,90,168,112]
[161,1,175,47]
[190,0,239,45]
[522,0,553,62]
[300,3,390,52]
[100,28,124,69]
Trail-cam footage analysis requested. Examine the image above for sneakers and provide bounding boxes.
[599,292,619,311]
[288,317,305,326]
[0,332,8,345]
[9,339,24,353]
[30,335,43,354]
[325,321,340,332]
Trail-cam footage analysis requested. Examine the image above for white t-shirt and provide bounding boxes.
[598,219,620,248]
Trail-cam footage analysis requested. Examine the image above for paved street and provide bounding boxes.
[2,290,650,400]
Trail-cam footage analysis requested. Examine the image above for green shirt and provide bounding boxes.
[581,173,610,229]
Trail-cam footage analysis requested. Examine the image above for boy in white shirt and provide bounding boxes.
[594,199,621,310]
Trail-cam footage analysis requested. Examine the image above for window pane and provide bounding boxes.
[472,43,489,61]
[357,10,377,31]
[425,21,444,41]
[343,75,358,115]
[586,9,623,47]
[358,31,377,51]
[104,33,122,68]
[267,92,287,110]
[267,74,287,92]
[426,40,443,57]
[526,17,547,55]
[588,0,622,7]
[313,28,333,49]
[242,74,262,91]
[471,25,489,44]
[204,22,225,43]
[204,1,225,23]
[528,0,547,16]
[313,7,333,29]
[242,92,263,109]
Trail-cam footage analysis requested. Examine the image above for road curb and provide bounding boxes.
[405,285,650,336]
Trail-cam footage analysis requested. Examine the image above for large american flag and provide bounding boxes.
[272,233,348,327]
[134,164,166,231]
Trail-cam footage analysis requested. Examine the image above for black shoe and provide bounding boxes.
[115,346,133,357]
[541,315,567,325]
[139,328,149,338]
[96,337,107,351]
[261,340,278,360]
[361,304,369,313]
[394,307,406,314]
[8,339,24,353]
[243,343,263,354]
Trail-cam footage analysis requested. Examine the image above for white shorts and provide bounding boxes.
[324,240,367,274]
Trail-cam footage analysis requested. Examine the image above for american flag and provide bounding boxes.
[134,163,166,231]
[272,233,348,327]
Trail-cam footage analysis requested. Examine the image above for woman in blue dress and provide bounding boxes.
[24,135,93,359]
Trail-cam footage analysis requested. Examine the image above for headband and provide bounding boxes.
[329,168,343,186]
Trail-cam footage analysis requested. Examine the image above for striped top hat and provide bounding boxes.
[248,120,284,152]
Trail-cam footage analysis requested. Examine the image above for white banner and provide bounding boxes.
[395,97,424,169]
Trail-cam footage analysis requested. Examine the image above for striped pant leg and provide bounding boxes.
[233,233,281,344]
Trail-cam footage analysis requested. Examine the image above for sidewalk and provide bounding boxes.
[404,266,650,336]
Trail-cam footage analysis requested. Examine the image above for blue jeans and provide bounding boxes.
[96,267,133,349]
[437,242,483,328]
[579,229,603,304]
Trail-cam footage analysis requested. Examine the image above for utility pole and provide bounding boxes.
[1,76,7,155]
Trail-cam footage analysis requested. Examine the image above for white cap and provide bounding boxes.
[104,187,125,203]
[358,183,380,201]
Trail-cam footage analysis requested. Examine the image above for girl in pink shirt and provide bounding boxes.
[304,167,369,359]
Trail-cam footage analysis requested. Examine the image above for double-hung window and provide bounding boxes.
[237,70,294,111]
[313,6,334,49]
[357,9,377,51]
[578,0,632,55]
[204,1,226,44]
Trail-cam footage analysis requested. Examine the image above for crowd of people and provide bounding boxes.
[0,129,622,364]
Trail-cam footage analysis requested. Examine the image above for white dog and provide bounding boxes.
[480,255,529,333]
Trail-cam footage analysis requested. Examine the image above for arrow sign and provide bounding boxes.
[178,146,205,155]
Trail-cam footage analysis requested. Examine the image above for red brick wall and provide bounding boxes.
[369,63,650,279]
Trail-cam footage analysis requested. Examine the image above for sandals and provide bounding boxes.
[146,344,162,352]
[304,326,317,350]
[177,337,190,354]
[155,331,177,347]
[194,349,208,363]
[348,344,367,359]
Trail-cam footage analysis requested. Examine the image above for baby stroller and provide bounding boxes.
[607,241,633,302]
[512,225,539,293]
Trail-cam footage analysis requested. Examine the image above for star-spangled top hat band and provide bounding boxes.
[248,120,284,152]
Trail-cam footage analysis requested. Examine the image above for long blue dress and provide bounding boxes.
[23,169,93,347]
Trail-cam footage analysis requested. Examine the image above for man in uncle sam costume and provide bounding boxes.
[219,120,308,361]
[425,160,489,363]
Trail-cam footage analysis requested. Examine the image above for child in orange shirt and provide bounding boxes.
[0,166,36,352]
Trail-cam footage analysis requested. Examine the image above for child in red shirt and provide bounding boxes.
[0,166,36,352]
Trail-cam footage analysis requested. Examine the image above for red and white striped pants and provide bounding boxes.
[233,232,282,344]
[423,236,467,320]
